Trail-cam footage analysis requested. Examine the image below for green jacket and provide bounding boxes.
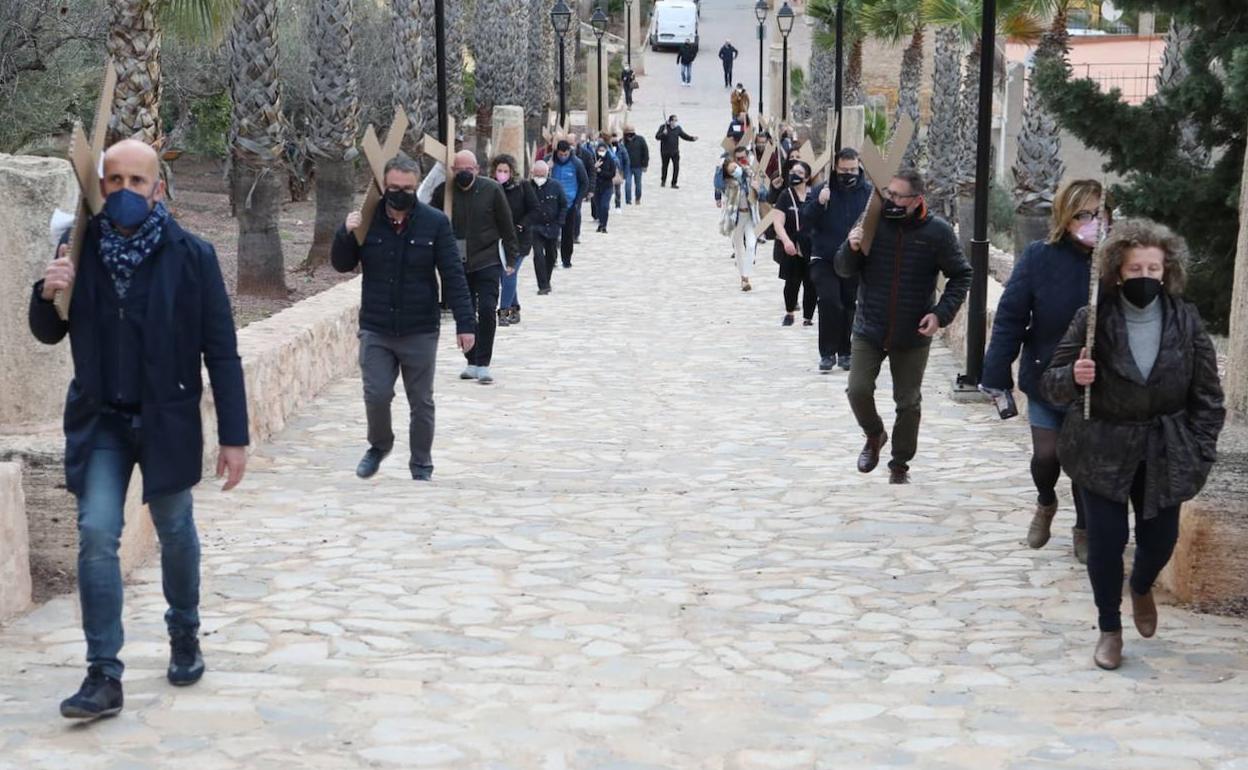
[432,176,519,272]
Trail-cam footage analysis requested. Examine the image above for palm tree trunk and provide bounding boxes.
[926,26,961,220]
[1012,9,1067,219]
[893,25,924,168]
[229,0,288,297]
[955,41,981,199]
[106,0,163,145]
[391,0,421,150]
[845,38,865,107]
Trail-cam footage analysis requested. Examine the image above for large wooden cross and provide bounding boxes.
[807,111,839,186]
[57,60,118,320]
[353,106,410,245]
[856,116,915,256]
[421,115,458,222]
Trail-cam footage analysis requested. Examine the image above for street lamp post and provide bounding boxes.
[754,0,767,122]
[434,0,448,143]
[834,0,844,151]
[551,0,573,130]
[959,0,997,389]
[591,4,609,134]
[777,2,794,122]
[626,0,632,69]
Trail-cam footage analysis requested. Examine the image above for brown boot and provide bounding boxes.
[1094,631,1123,670]
[1072,527,1089,565]
[857,431,888,473]
[1027,503,1059,548]
[1131,588,1158,638]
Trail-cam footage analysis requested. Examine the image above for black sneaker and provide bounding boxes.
[819,356,835,373]
[356,447,390,479]
[60,666,123,720]
[411,465,433,481]
[838,353,853,371]
[168,629,205,686]
[538,287,551,295]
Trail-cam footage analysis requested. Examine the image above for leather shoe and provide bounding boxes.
[355,447,390,479]
[888,466,910,484]
[1131,588,1158,638]
[857,432,888,473]
[1027,502,1058,548]
[1094,630,1123,670]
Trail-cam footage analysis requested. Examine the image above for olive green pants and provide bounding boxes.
[845,336,931,471]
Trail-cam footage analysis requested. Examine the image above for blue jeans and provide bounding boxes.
[594,185,614,229]
[625,169,643,203]
[1027,397,1067,431]
[680,63,692,83]
[500,253,527,310]
[78,412,200,680]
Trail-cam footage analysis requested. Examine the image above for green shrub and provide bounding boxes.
[184,92,231,158]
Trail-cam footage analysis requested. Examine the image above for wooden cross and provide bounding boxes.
[421,115,458,222]
[57,59,117,320]
[808,111,839,186]
[354,105,410,245]
[855,115,915,256]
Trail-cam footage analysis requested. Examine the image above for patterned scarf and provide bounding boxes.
[98,201,169,299]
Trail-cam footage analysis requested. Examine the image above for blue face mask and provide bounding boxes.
[103,188,154,230]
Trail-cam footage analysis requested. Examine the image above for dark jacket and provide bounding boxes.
[577,143,598,191]
[592,151,617,185]
[678,42,698,64]
[726,119,746,144]
[529,179,569,240]
[1040,296,1225,517]
[622,133,650,170]
[834,209,973,350]
[500,178,540,257]
[763,185,813,277]
[656,123,696,156]
[981,236,1091,400]
[28,216,248,502]
[331,202,476,336]
[430,176,520,272]
[719,43,738,63]
[801,170,872,261]
[550,153,589,207]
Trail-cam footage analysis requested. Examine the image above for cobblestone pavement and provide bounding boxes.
[3,4,1248,768]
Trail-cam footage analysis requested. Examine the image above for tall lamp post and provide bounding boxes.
[591,4,609,134]
[777,2,794,121]
[551,0,573,130]
[754,0,767,122]
[434,0,448,143]
[834,0,844,151]
[959,0,997,389]
[625,0,632,69]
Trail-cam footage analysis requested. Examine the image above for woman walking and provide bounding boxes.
[592,140,617,233]
[492,155,538,326]
[982,179,1108,562]
[1041,219,1224,671]
[764,160,816,326]
[715,146,762,292]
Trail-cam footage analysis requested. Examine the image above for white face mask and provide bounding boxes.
[533,177,548,187]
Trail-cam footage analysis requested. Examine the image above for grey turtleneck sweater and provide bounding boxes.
[1122,296,1163,380]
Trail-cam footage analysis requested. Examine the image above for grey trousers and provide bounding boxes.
[359,329,439,471]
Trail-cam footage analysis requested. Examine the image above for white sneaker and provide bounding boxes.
[460,366,479,380]
[477,367,494,385]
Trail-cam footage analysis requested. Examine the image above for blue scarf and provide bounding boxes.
[98,202,169,299]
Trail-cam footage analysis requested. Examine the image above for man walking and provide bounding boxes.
[677,39,698,86]
[29,139,249,720]
[835,170,973,484]
[803,148,872,373]
[333,154,476,482]
[527,160,567,295]
[731,84,751,119]
[549,139,588,267]
[656,114,698,189]
[719,40,739,88]
[621,124,649,205]
[432,150,519,385]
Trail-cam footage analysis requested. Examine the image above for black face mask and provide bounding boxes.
[1121,276,1163,307]
[788,174,805,187]
[838,173,859,188]
[385,189,416,212]
[454,170,475,188]
[882,200,909,220]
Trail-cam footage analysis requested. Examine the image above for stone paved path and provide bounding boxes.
[4,3,1248,768]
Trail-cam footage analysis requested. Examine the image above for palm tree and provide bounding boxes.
[525,0,557,139]
[446,0,466,122]
[392,0,421,149]
[106,0,236,145]
[228,0,287,296]
[1155,20,1208,168]
[414,0,439,142]
[805,0,865,150]
[473,0,528,156]
[859,0,925,167]
[305,0,359,269]
[925,25,961,219]
[1011,1,1070,230]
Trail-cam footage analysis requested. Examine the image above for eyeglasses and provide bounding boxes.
[882,189,919,202]
[1072,210,1100,223]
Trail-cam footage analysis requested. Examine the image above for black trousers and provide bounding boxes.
[1080,464,1181,632]
[560,207,579,266]
[810,258,857,359]
[783,259,817,320]
[723,62,733,86]
[661,153,680,186]
[464,264,502,367]
[533,234,558,290]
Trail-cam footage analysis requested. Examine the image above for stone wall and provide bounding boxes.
[0,463,32,622]
[0,155,79,431]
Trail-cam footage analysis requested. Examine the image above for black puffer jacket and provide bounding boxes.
[622,133,650,170]
[834,209,972,350]
[1040,296,1225,517]
[331,202,476,337]
[500,179,539,257]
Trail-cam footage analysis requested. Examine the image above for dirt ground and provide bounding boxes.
[164,156,358,328]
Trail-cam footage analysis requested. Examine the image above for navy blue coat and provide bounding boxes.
[801,170,872,260]
[982,237,1091,400]
[28,217,249,502]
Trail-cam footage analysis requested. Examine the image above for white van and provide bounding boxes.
[649,0,699,51]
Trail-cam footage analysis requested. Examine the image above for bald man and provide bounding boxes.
[30,139,249,720]
[431,150,518,385]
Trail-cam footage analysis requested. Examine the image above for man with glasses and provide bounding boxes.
[835,169,973,484]
[334,154,477,481]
